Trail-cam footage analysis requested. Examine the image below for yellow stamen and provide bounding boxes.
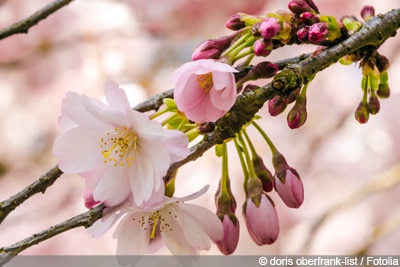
[100,127,138,167]
[197,73,213,93]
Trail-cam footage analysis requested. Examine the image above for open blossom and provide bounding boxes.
[53,81,190,207]
[88,186,223,255]
[172,59,238,122]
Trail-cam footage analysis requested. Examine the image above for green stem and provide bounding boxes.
[221,142,229,194]
[233,137,249,191]
[241,128,257,158]
[237,131,257,178]
[222,29,252,57]
[251,121,279,155]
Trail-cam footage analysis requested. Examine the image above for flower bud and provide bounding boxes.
[259,17,281,39]
[241,61,279,83]
[300,12,319,25]
[308,22,328,44]
[375,54,390,73]
[216,214,240,255]
[361,5,375,21]
[368,92,380,115]
[268,95,288,116]
[355,101,369,124]
[252,154,274,192]
[192,35,234,61]
[272,153,304,208]
[377,83,390,99]
[253,38,273,57]
[226,14,246,31]
[287,91,307,129]
[296,27,309,42]
[288,0,318,15]
[84,188,100,209]
[242,194,280,245]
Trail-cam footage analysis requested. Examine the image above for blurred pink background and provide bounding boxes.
[0,0,399,255]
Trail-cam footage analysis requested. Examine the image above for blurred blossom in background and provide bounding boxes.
[0,0,400,255]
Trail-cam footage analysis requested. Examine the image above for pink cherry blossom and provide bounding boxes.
[87,186,223,255]
[172,59,238,122]
[53,81,190,207]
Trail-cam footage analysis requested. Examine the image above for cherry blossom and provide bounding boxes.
[53,81,190,207]
[172,59,238,122]
[87,186,223,255]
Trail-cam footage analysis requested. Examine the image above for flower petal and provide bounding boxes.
[180,203,223,242]
[53,127,104,173]
[104,81,131,112]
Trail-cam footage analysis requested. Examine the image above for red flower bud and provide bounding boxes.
[300,12,319,25]
[268,95,288,116]
[226,14,246,31]
[355,101,369,124]
[288,0,319,15]
[192,35,234,61]
[361,5,375,21]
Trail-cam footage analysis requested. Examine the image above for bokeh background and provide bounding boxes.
[0,0,400,255]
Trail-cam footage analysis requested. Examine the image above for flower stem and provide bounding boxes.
[220,142,229,194]
[233,137,249,190]
[251,121,279,155]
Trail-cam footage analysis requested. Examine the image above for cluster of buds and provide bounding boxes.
[353,52,390,123]
[232,125,304,248]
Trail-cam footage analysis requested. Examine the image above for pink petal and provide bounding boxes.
[104,81,131,112]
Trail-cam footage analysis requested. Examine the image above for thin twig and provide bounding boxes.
[0,165,63,224]
[0,0,75,41]
[0,204,105,266]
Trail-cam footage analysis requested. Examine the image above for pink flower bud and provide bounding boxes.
[308,22,328,44]
[355,101,369,124]
[241,61,279,84]
[259,17,281,39]
[243,194,280,245]
[287,91,307,129]
[272,152,304,208]
[300,12,319,25]
[361,5,375,21]
[268,95,288,116]
[253,38,272,57]
[274,168,304,208]
[288,0,319,15]
[216,214,240,255]
[192,35,234,61]
[296,27,309,42]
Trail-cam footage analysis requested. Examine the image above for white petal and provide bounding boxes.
[129,144,168,206]
[180,203,223,242]
[104,81,131,112]
[161,130,190,162]
[160,206,197,255]
[53,127,104,173]
[114,212,150,254]
[92,165,131,206]
[179,205,211,250]
[87,204,129,238]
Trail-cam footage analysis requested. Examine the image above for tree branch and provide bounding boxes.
[0,165,63,224]
[271,8,400,96]
[1,7,400,264]
[0,204,105,266]
[0,0,75,41]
